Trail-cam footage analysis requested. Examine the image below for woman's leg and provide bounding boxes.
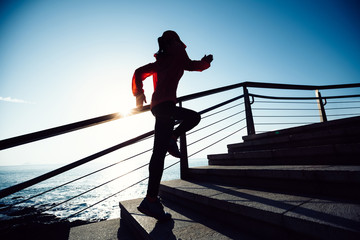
[138,102,173,221]
[172,107,201,139]
[146,102,175,198]
[146,103,201,197]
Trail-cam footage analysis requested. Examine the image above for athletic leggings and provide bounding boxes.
[147,101,201,198]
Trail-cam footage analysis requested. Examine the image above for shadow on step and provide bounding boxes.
[160,197,256,240]
[117,219,137,240]
[192,182,360,233]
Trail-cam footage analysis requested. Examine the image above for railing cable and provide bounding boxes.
[188,118,246,147]
[327,100,360,104]
[189,125,247,158]
[325,106,360,110]
[253,108,319,111]
[202,102,244,119]
[43,162,150,214]
[64,176,149,220]
[64,157,182,220]
[327,113,360,117]
[254,100,317,104]
[255,122,314,125]
[254,115,323,118]
[3,147,153,210]
[188,111,244,136]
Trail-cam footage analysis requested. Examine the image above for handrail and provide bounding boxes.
[0,106,150,151]
[250,93,360,100]
[178,81,360,102]
[244,81,360,90]
[1,82,359,151]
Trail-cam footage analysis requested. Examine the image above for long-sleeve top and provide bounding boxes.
[132,43,210,109]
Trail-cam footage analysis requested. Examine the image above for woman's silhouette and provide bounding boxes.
[132,30,213,220]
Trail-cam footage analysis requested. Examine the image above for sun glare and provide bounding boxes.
[118,104,134,118]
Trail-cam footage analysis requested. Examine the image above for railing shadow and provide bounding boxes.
[193,182,360,230]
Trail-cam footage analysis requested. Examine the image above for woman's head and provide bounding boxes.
[160,31,186,48]
[155,30,186,59]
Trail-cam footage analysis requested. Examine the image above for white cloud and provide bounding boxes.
[0,96,34,104]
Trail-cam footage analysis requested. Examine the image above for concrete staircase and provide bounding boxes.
[120,116,360,239]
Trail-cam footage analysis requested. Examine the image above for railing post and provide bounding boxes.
[315,89,327,122]
[178,101,189,180]
[243,85,256,135]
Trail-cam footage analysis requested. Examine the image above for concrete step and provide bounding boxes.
[209,143,360,166]
[119,197,256,240]
[228,125,360,153]
[186,165,360,200]
[242,116,360,143]
[159,179,360,240]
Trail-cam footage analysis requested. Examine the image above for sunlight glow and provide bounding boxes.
[118,107,133,118]
[117,92,137,118]
[117,94,150,119]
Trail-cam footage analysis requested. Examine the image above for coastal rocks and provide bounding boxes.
[0,205,91,240]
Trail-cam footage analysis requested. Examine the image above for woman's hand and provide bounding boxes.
[136,93,147,108]
[202,54,213,63]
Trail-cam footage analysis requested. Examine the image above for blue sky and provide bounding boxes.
[1,0,360,165]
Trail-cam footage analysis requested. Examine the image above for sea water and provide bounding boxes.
[0,158,207,222]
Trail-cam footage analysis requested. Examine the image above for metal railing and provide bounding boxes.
[1,81,359,221]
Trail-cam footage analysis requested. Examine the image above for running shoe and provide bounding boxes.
[137,197,172,221]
